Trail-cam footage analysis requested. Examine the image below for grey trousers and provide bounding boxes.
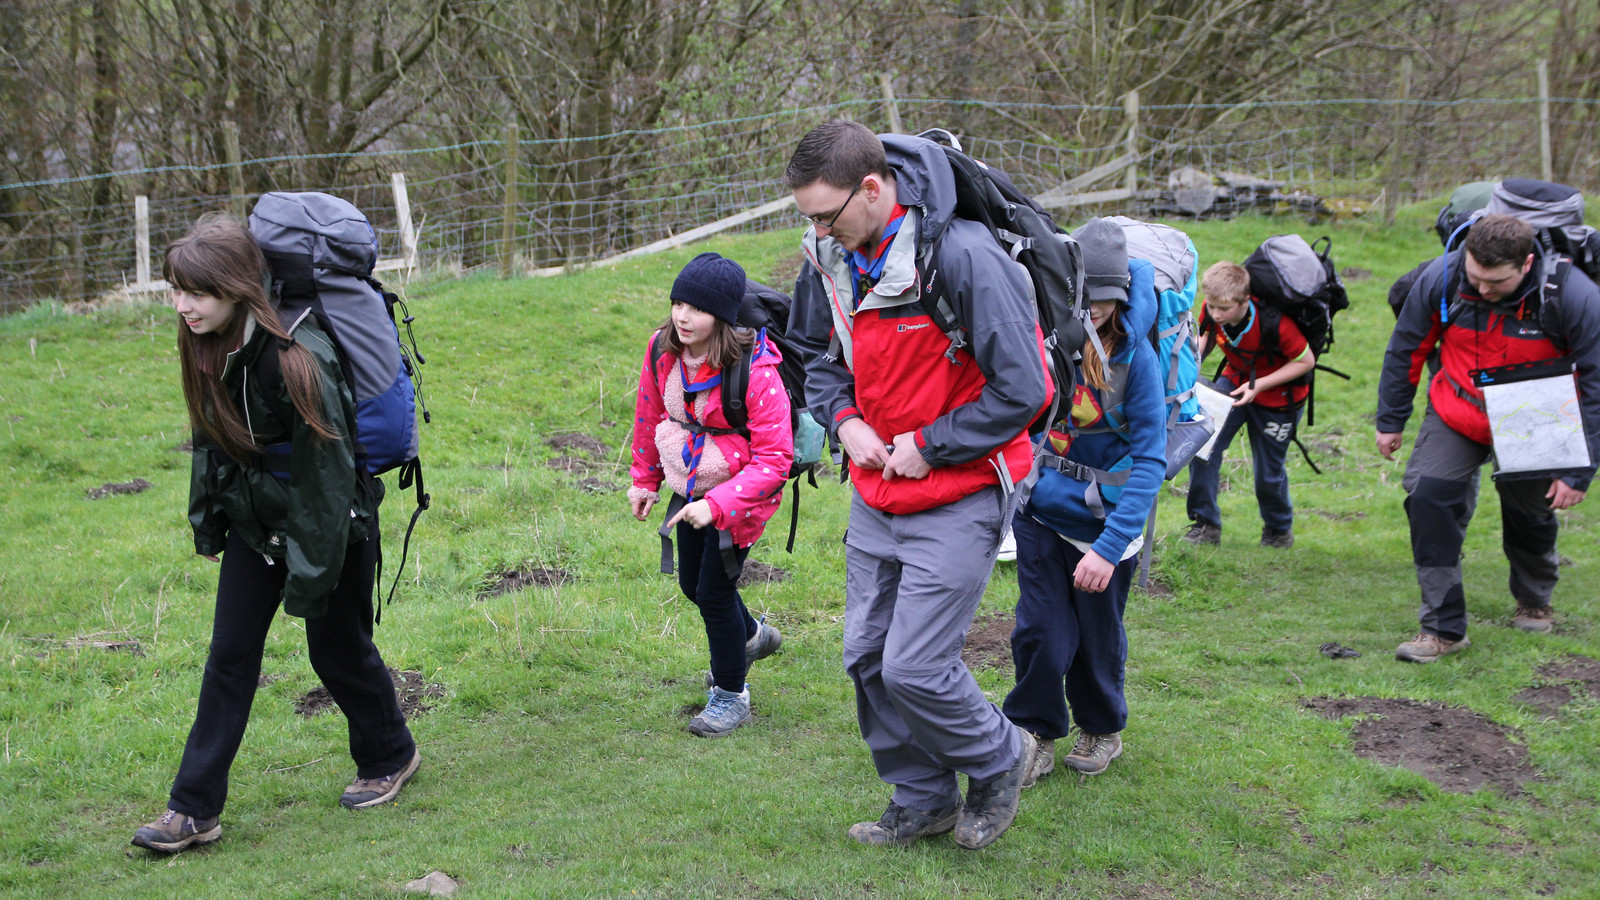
[842,486,1024,811]
[1402,407,1561,639]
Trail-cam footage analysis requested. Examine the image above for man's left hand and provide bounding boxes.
[1547,479,1586,510]
[882,431,932,481]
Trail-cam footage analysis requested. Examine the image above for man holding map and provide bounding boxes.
[1377,213,1600,662]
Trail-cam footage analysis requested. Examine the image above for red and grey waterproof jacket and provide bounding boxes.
[1377,253,1600,491]
[787,137,1053,516]
[630,330,794,547]
[1198,298,1310,409]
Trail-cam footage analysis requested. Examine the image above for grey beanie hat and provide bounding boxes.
[671,252,746,324]
[1072,218,1130,302]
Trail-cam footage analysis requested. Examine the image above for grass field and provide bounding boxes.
[1,202,1597,899]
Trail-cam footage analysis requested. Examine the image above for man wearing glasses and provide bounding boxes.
[784,120,1050,850]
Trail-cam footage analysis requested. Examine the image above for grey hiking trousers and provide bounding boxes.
[842,486,1026,811]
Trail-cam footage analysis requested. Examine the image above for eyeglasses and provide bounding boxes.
[798,181,863,230]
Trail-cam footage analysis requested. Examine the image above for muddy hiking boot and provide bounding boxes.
[1512,604,1555,633]
[1260,527,1294,549]
[340,749,422,809]
[1021,734,1055,789]
[688,684,751,737]
[1182,522,1221,546]
[130,809,221,853]
[705,617,784,688]
[1395,632,1470,663]
[1064,731,1123,775]
[953,729,1035,850]
[848,800,961,847]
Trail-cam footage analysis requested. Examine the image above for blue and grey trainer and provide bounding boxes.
[688,684,752,737]
[705,617,784,688]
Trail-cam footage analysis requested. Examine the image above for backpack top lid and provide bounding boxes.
[249,191,379,277]
[1253,234,1334,303]
[1486,178,1586,231]
[1107,216,1196,297]
[1436,181,1497,247]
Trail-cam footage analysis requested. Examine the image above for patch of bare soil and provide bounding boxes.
[296,667,444,718]
[1515,654,1600,715]
[963,612,1015,671]
[1303,697,1536,795]
[482,567,574,597]
[1308,508,1368,521]
[1136,569,1174,597]
[546,455,599,474]
[737,559,789,586]
[546,433,607,457]
[85,478,151,500]
[1341,266,1373,281]
[768,253,806,290]
[575,476,621,493]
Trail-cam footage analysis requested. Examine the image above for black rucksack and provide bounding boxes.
[1243,234,1348,362]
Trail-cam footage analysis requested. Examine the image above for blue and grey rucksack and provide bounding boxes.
[248,191,430,613]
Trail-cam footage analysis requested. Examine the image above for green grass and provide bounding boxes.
[1,204,1596,899]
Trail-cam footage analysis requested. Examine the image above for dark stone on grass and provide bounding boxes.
[296,668,444,718]
[1303,696,1536,795]
[737,559,789,586]
[1320,642,1361,659]
[86,478,151,500]
[483,567,573,597]
[962,612,1014,671]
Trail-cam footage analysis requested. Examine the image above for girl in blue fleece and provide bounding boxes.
[1003,217,1166,784]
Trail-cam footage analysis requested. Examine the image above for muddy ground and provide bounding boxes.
[296,667,445,719]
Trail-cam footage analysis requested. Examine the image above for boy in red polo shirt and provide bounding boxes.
[1184,261,1316,548]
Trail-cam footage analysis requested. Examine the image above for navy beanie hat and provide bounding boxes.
[671,252,746,325]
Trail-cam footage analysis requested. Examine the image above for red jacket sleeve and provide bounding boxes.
[630,333,667,494]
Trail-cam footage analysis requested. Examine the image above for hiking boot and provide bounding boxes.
[130,809,221,853]
[340,749,421,809]
[1394,632,1470,663]
[1021,735,1055,789]
[847,800,961,847]
[1183,522,1221,545]
[687,684,751,737]
[1512,604,1555,633]
[704,618,784,688]
[1260,527,1294,549]
[1064,731,1123,775]
[953,729,1035,850]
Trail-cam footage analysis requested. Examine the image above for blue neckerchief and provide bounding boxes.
[678,358,723,500]
[848,211,907,308]
[1217,302,1256,348]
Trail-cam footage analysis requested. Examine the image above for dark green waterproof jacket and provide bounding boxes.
[188,314,382,617]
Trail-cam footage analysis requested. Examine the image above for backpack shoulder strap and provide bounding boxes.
[721,348,754,434]
[913,238,970,363]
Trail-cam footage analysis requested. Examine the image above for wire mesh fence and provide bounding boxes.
[1,95,1594,311]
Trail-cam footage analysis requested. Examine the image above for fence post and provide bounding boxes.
[1123,89,1139,194]
[1538,59,1553,182]
[391,172,418,275]
[221,120,246,219]
[1385,57,1412,227]
[501,121,519,279]
[881,73,903,134]
[134,195,152,287]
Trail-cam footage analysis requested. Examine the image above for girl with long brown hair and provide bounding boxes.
[132,213,418,853]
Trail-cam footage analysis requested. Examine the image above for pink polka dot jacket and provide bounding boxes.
[630,330,794,547]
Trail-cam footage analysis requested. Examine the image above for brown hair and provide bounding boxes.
[784,119,890,191]
[1463,214,1536,268]
[654,313,755,374]
[1079,304,1126,393]
[166,214,338,462]
[1200,261,1251,305]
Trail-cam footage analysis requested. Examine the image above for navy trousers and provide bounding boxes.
[169,520,416,819]
[674,510,756,692]
[1003,515,1133,739]
[1186,376,1302,533]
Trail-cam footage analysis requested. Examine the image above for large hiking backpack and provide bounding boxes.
[649,278,825,577]
[1434,181,1497,247]
[248,191,430,616]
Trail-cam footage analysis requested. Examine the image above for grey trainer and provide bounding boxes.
[848,800,961,847]
[1064,731,1123,775]
[953,729,1036,850]
[340,748,421,809]
[687,684,751,737]
[130,809,221,853]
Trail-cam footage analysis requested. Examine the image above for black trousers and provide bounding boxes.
[168,520,416,819]
[675,511,755,693]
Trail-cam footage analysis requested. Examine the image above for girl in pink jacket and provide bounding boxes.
[629,253,793,737]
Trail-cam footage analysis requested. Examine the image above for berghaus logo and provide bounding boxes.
[897,322,930,333]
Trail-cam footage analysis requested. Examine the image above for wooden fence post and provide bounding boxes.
[881,73,903,134]
[134,195,152,287]
[501,122,519,279]
[221,120,246,219]
[1123,90,1139,194]
[391,172,418,275]
[1538,59,1553,182]
[1385,57,1412,227]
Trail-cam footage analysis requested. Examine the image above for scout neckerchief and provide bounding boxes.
[848,203,908,310]
[678,356,721,500]
[1215,300,1256,351]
